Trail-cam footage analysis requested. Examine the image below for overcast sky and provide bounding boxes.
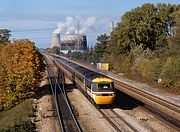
[0,0,179,48]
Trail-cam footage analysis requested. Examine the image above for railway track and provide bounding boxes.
[114,81,180,130]
[94,107,122,131]
[55,55,180,130]
[44,55,82,132]
[97,107,137,132]
[77,82,148,131]
[48,53,180,131]
[75,81,123,132]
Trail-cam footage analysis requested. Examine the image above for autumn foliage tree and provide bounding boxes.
[0,39,45,110]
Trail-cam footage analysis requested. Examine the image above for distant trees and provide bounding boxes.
[102,3,180,89]
[64,34,110,63]
[106,3,178,55]
[93,34,110,62]
[58,3,180,90]
[47,46,60,54]
[0,29,11,49]
[0,29,11,44]
[0,39,45,110]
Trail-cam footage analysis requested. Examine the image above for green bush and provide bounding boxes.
[147,58,162,80]
[160,57,180,87]
[134,58,149,77]
[47,46,60,54]
[120,56,133,73]
[0,99,35,131]
[134,58,162,80]
[0,121,35,132]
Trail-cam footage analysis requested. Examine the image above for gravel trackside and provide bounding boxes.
[67,88,116,132]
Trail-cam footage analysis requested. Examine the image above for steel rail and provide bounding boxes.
[48,53,180,130]
[114,81,180,129]
[116,90,180,131]
[55,55,180,128]
[44,55,82,132]
[96,108,122,132]
[45,58,65,132]
[109,109,139,132]
[51,55,179,108]
[75,82,122,132]
[53,58,122,131]
[51,68,82,132]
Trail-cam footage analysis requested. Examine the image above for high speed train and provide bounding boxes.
[54,57,116,105]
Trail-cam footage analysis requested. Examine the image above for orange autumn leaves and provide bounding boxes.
[0,39,45,110]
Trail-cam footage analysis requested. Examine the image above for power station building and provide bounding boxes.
[51,33,87,54]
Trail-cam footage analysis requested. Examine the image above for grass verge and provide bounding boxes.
[0,99,35,132]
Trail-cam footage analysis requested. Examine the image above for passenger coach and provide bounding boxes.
[55,57,116,105]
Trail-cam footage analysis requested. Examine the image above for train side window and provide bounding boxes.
[91,82,96,91]
[86,80,91,89]
[76,73,83,82]
[111,82,114,90]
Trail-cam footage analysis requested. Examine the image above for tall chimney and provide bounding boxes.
[110,21,114,33]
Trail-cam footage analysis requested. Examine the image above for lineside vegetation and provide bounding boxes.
[51,3,180,92]
[0,33,45,111]
[103,3,180,91]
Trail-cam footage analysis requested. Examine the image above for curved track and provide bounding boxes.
[44,55,82,132]
[48,53,180,131]
[114,81,180,130]
[56,54,180,130]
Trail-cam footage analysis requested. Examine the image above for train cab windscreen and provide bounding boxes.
[97,82,114,91]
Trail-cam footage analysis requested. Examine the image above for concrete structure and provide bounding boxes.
[60,34,87,54]
[51,33,87,54]
[51,33,60,48]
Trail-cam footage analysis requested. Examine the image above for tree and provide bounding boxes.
[0,29,11,45]
[107,3,179,57]
[0,39,45,110]
[47,46,60,54]
[157,3,178,36]
[93,34,110,61]
[101,3,179,76]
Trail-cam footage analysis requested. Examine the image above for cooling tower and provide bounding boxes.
[51,33,60,48]
[60,34,87,54]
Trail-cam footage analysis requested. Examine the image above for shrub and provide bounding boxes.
[147,58,162,80]
[175,81,180,92]
[0,39,45,110]
[134,58,162,80]
[160,57,180,87]
[0,121,35,132]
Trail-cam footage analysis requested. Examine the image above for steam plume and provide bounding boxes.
[53,16,96,34]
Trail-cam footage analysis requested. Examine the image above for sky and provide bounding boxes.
[0,0,179,48]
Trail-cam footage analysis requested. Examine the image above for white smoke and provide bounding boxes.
[53,16,96,34]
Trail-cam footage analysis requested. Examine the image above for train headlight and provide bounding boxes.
[108,93,115,96]
[111,93,116,97]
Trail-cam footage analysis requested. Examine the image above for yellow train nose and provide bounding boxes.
[94,96,115,105]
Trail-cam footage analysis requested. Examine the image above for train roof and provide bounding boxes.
[57,57,106,81]
[92,77,113,83]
